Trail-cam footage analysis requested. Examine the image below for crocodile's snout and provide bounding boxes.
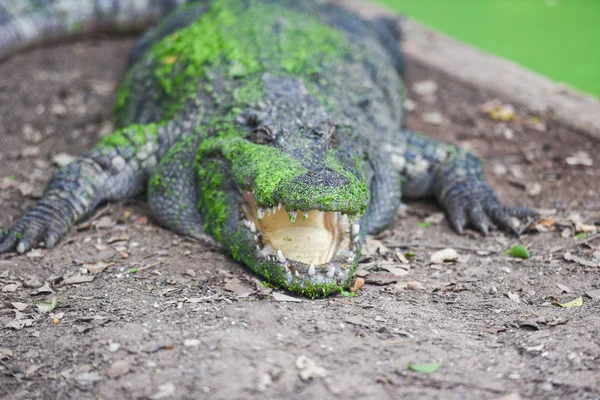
[294,167,350,188]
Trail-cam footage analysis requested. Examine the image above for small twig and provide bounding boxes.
[385,242,500,254]
[125,261,161,274]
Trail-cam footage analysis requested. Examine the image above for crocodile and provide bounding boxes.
[0,0,537,297]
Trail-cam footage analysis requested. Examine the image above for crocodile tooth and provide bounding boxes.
[308,264,316,276]
[326,266,335,278]
[272,206,277,215]
[266,207,271,216]
[257,208,265,220]
[277,203,283,210]
[288,211,297,223]
[277,249,287,263]
[303,211,309,220]
[250,221,256,233]
[256,245,260,250]
[352,223,360,237]
[253,234,258,242]
[353,235,360,243]
[347,256,354,264]
[294,270,300,277]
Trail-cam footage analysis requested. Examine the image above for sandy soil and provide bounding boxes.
[0,37,599,400]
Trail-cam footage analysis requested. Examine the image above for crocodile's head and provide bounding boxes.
[197,110,369,297]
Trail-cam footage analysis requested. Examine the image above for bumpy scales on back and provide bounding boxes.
[0,0,537,297]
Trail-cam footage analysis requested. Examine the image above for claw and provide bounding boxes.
[492,213,520,236]
[467,205,490,236]
[446,202,467,234]
[443,181,536,236]
[45,231,61,249]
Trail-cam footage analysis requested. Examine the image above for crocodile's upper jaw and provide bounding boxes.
[240,191,361,284]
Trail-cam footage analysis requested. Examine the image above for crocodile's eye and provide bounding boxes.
[249,124,276,144]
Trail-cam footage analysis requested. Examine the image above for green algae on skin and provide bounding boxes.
[194,132,363,297]
[197,134,369,214]
[116,0,351,121]
[96,123,160,149]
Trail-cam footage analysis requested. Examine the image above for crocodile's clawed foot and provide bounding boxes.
[0,198,72,254]
[443,183,538,236]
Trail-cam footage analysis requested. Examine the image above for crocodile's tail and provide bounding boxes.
[0,0,190,59]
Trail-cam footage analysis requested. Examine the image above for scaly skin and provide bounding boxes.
[0,0,537,297]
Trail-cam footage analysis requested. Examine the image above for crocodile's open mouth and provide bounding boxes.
[240,191,360,283]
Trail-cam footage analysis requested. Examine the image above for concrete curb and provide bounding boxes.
[335,0,600,140]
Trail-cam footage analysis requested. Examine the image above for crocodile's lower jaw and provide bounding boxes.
[240,191,360,281]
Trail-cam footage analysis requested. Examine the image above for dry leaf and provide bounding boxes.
[83,261,114,274]
[30,283,53,295]
[381,265,409,276]
[362,238,390,257]
[26,364,42,377]
[10,302,28,311]
[574,221,597,234]
[564,252,598,268]
[395,252,409,264]
[364,272,400,285]
[94,216,115,229]
[555,296,583,308]
[0,348,13,360]
[350,277,364,293]
[491,104,515,121]
[62,274,95,285]
[2,283,19,293]
[223,278,252,297]
[540,217,556,228]
[4,318,34,330]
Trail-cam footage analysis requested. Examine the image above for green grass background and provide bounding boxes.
[373,0,600,98]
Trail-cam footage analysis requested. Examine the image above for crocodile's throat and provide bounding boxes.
[241,191,360,267]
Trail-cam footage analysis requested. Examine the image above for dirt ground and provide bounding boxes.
[0,36,599,400]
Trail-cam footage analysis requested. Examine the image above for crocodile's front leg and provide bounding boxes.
[0,123,181,253]
[147,135,219,247]
[390,130,537,235]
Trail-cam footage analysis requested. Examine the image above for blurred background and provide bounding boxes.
[373,0,600,99]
